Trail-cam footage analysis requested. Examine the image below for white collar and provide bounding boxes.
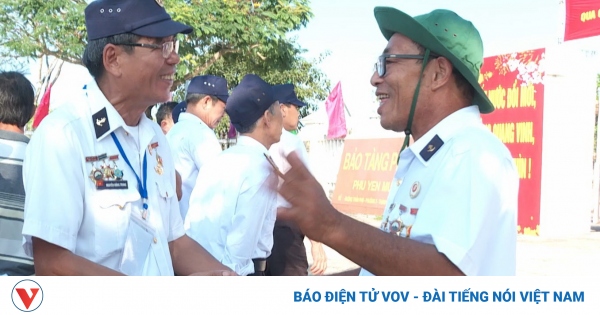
[406,105,482,165]
[178,112,210,129]
[237,135,269,154]
[84,79,155,146]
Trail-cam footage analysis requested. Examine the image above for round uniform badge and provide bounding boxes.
[93,169,103,181]
[114,168,124,180]
[409,181,421,199]
[155,0,164,7]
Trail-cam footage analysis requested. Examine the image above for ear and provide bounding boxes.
[202,95,213,109]
[262,109,272,127]
[429,56,453,91]
[102,44,124,78]
[160,120,168,128]
[280,103,288,118]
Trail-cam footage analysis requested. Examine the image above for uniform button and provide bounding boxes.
[153,237,158,244]
[397,179,403,186]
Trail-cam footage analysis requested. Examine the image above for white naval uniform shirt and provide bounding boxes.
[22,80,184,276]
[268,129,311,208]
[185,136,278,276]
[166,112,222,219]
[359,106,519,276]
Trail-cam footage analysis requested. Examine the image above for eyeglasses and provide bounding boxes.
[116,41,179,58]
[374,53,439,77]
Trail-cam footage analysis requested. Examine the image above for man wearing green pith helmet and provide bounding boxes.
[275,7,519,276]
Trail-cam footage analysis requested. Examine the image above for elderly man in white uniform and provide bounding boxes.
[266,84,327,276]
[167,75,229,218]
[21,0,233,276]
[185,74,283,276]
[274,7,519,276]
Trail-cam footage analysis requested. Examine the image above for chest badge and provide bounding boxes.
[410,181,421,199]
[155,154,164,175]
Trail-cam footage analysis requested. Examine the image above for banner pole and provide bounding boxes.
[593,87,600,225]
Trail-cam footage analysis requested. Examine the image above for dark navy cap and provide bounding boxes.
[272,84,306,107]
[85,0,193,41]
[226,74,277,131]
[172,101,187,123]
[187,75,229,103]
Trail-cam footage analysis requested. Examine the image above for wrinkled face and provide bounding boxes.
[371,33,426,132]
[281,103,300,131]
[119,36,179,105]
[205,98,227,129]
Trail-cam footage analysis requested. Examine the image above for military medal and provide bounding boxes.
[109,155,123,180]
[86,153,129,190]
[101,159,114,180]
[155,154,163,175]
[86,155,101,184]
[148,142,159,156]
[91,168,103,182]
[399,204,407,214]
[409,181,421,199]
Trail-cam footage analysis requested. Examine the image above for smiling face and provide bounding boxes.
[204,97,227,129]
[371,33,429,132]
[119,36,179,105]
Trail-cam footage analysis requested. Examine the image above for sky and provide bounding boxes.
[23,0,600,118]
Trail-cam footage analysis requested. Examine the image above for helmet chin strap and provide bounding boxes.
[397,48,431,164]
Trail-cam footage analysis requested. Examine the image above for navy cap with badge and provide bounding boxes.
[272,84,306,108]
[225,74,277,132]
[187,75,229,103]
[85,0,193,41]
[171,101,187,124]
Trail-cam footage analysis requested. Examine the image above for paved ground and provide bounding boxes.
[304,214,600,276]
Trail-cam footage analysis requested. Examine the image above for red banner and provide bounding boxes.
[331,138,404,215]
[479,48,545,236]
[564,0,600,41]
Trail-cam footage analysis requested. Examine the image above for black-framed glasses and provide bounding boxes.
[374,53,439,77]
[116,41,179,58]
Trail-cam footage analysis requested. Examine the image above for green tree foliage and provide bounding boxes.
[167,0,330,135]
[0,0,86,64]
[0,0,87,100]
[0,0,331,136]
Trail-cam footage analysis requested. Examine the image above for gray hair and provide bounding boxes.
[236,101,278,134]
[82,33,141,79]
[186,93,219,106]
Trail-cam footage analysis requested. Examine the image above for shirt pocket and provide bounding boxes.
[92,190,140,259]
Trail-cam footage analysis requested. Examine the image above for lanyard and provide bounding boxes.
[110,132,149,219]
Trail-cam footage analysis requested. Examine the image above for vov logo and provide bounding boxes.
[11,279,43,312]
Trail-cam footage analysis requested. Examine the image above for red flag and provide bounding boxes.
[32,84,52,129]
[325,81,347,139]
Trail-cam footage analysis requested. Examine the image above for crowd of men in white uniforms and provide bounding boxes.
[1,0,518,277]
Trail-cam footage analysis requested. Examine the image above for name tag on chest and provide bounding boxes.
[96,180,129,190]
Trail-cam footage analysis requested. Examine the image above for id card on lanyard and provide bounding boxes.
[119,214,155,275]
